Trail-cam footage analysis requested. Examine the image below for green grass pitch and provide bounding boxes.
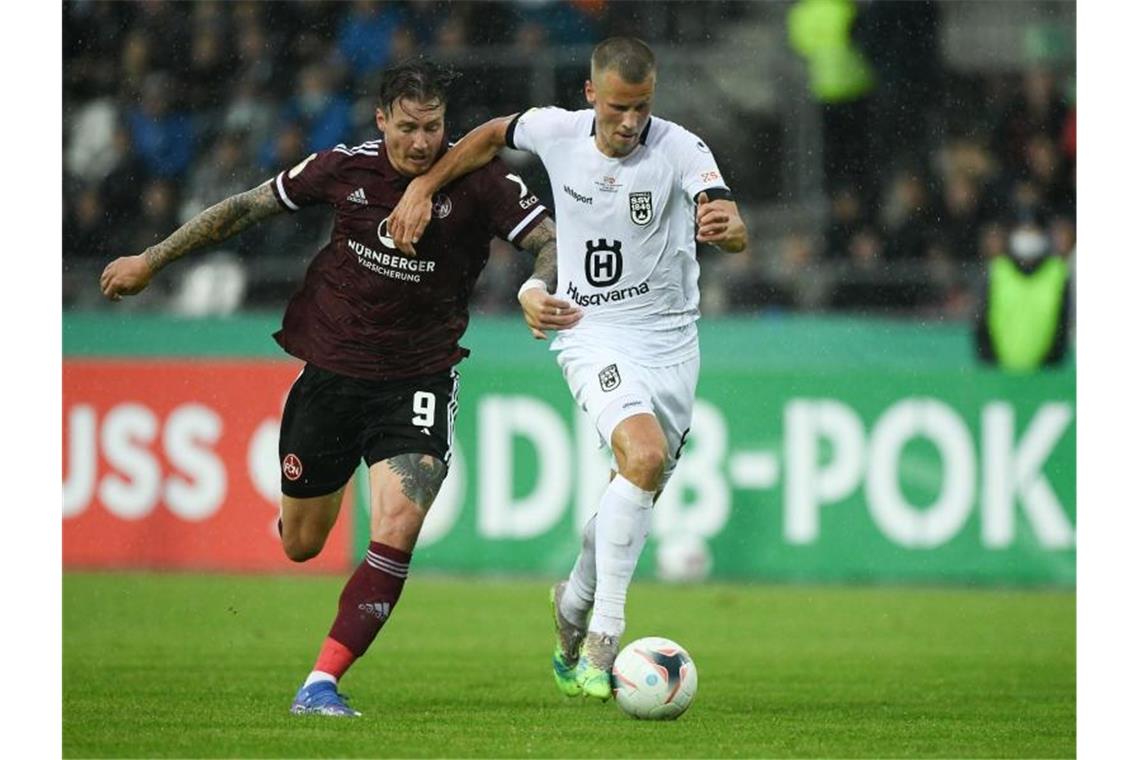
[63,573,1074,758]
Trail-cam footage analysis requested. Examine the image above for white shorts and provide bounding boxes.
[556,345,700,483]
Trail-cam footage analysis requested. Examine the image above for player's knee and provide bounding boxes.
[623,446,667,490]
[281,530,324,563]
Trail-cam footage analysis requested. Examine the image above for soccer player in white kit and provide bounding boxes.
[389,38,748,700]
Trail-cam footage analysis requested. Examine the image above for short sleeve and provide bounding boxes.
[506,106,576,156]
[270,149,340,211]
[675,131,731,201]
[472,157,550,244]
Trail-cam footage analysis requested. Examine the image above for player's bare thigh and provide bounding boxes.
[280,487,346,562]
[368,453,448,552]
[610,413,669,492]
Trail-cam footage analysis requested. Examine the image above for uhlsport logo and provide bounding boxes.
[584,238,623,287]
[629,191,653,225]
[282,453,303,481]
[598,364,622,392]
[432,193,452,219]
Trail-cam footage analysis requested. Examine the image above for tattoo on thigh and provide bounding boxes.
[389,454,447,511]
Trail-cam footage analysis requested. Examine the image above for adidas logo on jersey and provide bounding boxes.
[357,601,391,621]
[347,188,368,205]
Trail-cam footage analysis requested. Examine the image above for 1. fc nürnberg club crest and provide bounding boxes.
[432,193,453,219]
[629,191,653,226]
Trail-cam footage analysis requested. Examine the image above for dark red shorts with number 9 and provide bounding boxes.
[278,363,459,498]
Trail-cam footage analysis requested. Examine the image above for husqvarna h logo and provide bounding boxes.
[584,239,623,287]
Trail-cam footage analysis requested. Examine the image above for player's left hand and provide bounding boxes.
[696,192,747,252]
[519,288,582,340]
[388,177,435,255]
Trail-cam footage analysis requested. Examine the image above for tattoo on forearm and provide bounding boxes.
[388,453,448,511]
[143,183,282,272]
[520,218,558,292]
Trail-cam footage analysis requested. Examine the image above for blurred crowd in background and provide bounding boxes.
[63,0,1075,321]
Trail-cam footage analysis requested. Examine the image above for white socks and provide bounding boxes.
[303,670,337,688]
[560,515,597,630]
[587,475,655,638]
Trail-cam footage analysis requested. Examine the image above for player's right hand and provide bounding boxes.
[100,254,154,301]
[519,288,581,340]
[389,177,435,256]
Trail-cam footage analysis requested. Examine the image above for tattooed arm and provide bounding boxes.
[100,182,285,301]
[515,217,581,340]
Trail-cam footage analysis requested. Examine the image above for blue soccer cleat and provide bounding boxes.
[290,680,362,717]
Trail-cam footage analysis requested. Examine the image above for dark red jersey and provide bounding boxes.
[269,138,548,379]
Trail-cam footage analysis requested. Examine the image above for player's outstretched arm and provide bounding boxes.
[696,191,749,253]
[389,114,517,255]
[516,218,581,340]
[100,182,284,301]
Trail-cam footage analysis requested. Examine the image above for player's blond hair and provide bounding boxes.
[590,37,656,84]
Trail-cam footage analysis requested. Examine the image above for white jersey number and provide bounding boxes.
[412,391,436,428]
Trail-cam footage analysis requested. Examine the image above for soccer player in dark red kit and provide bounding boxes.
[100,59,581,717]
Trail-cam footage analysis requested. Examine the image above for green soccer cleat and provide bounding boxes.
[577,631,619,701]
[550,582,586,696]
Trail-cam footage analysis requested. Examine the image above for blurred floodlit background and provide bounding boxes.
[62,0,1076,323]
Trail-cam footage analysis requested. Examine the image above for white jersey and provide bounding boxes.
[508,107,730,365]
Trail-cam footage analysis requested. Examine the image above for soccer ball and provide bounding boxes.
[612,637,698,720]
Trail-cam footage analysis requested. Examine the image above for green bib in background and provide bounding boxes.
[987,256,1068,371]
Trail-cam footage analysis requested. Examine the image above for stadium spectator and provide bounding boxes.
[336,0,408,80]
[232,12,277,91]
[223,73,278,158]
[405,0,443,46]
[185,23,233,116]
[825,185,866,260]
[99,58,563,718]
[995,66,1068,176]
[128,73,197,179]
[1024,133,1074,218]
[512,0,601,48]
[64,188,113,268]
[936,173,983,261]
[975,206,1072,371]
[434,10,470,52]
[62,2,1074,320]
[181,132,260,223]
[281,63,354,153]
[117,29,154,101]
[880,170,934,262]
[63,0,131,98]
[787,0,876,196]
[856,0,942,203]
[65,98,123,186]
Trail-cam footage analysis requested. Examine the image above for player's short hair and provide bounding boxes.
[378,58,459,114]
[591,37,656,84]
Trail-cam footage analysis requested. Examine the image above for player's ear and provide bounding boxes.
[375,107,387,133]
[584,80,596,106]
